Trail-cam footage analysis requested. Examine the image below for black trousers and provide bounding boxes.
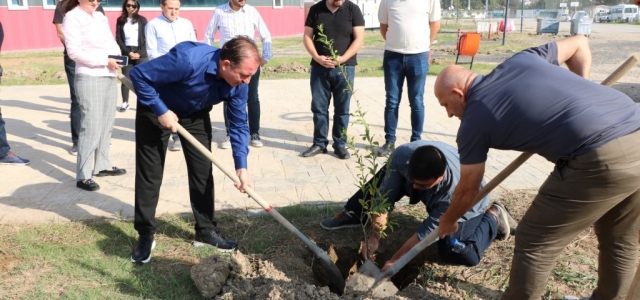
[134,105,215,235]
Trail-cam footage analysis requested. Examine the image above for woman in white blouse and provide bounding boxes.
[62,0,127,192]
[115,0,148,112]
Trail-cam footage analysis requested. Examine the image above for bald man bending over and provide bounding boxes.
[434,35,640,299]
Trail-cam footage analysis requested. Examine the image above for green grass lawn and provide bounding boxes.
[0,204,342,299]
[0,28,525,85]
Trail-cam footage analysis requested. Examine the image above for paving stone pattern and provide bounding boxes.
[0,79,553,224]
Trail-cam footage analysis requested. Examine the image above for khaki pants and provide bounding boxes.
[503,129,640,300]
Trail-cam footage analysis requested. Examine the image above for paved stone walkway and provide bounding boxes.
[0,77,556,224]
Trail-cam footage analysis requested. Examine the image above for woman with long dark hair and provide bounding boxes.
[62,0,127,191]
[115,0,148,112]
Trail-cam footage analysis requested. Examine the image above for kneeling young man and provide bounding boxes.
[321,140,516,269]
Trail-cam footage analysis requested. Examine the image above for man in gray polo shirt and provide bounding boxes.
[435,35,640,299]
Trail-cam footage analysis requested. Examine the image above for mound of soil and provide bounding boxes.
[193,190,605,299]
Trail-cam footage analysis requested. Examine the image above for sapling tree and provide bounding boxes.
[315,24,395,260]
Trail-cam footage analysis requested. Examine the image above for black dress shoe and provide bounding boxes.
[77,179,100,191]
[302,145,328,157]
[194,228,238,252]
[334,147,350,159]
[95,166,127,177]
[130,234,156,265]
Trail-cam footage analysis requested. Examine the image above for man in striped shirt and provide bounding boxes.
[204,0,272,149]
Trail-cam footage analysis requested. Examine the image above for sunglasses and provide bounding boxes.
[126,4,138,8]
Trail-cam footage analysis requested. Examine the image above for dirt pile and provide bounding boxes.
[191,249,424,300]
[267,62,310,74]
[190,211,444,300]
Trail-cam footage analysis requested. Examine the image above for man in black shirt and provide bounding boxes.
[301,0,364,160]
[52,0,105,156]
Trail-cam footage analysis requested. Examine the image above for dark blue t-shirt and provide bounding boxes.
[457,42,640,164]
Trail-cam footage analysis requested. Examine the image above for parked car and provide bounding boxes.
[594,11,609,22]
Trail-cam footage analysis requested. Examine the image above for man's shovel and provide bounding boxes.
[117,74,346,295]
[346,54,640,297]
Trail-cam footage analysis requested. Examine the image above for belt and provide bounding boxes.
[125,46,140,52]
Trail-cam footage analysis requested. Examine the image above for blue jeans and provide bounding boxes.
[64,49,80,145]
[437,213,498,267]
[224,68,261,134]
[0,107,9,158]
[310,65,355,149]
[383,50,429,144]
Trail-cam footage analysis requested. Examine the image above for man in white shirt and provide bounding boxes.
[375,0,441,157]
[145,0,196,150]
[204,0,272,148]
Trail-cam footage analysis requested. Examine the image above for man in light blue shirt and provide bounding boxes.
[204,0,272,149]
[145,0,196,150]
[129,37,260,265]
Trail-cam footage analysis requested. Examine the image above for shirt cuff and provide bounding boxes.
[149,99,169,116]
[233,155,247,170]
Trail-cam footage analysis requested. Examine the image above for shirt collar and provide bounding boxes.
[222,2,245,12]
[206,51,221,76]
[159,13,179,23]
[466,74,483,101]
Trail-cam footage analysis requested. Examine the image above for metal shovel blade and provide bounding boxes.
[345,260,398,298]
[315,257,346,294]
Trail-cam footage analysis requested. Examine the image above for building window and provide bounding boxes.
[43,0,56,9]
[8,0,29,10]
[273,0,282,8]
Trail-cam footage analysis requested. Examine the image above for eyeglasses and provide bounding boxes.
[126,4,137,8]
[88,0,103,3]
[411,180,430,190]
[407,172,433,190]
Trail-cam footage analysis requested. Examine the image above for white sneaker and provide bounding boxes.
[250,133,263,147]
[119,102,129,112]
[169,139,182,151]
[563,296,590,300]
[220,135,231,149]
[69,143,78,156]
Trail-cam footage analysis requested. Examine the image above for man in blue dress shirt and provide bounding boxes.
[129,36,259,264]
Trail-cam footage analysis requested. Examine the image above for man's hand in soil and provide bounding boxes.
[380,233,421,272]
[361,234,380,261]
